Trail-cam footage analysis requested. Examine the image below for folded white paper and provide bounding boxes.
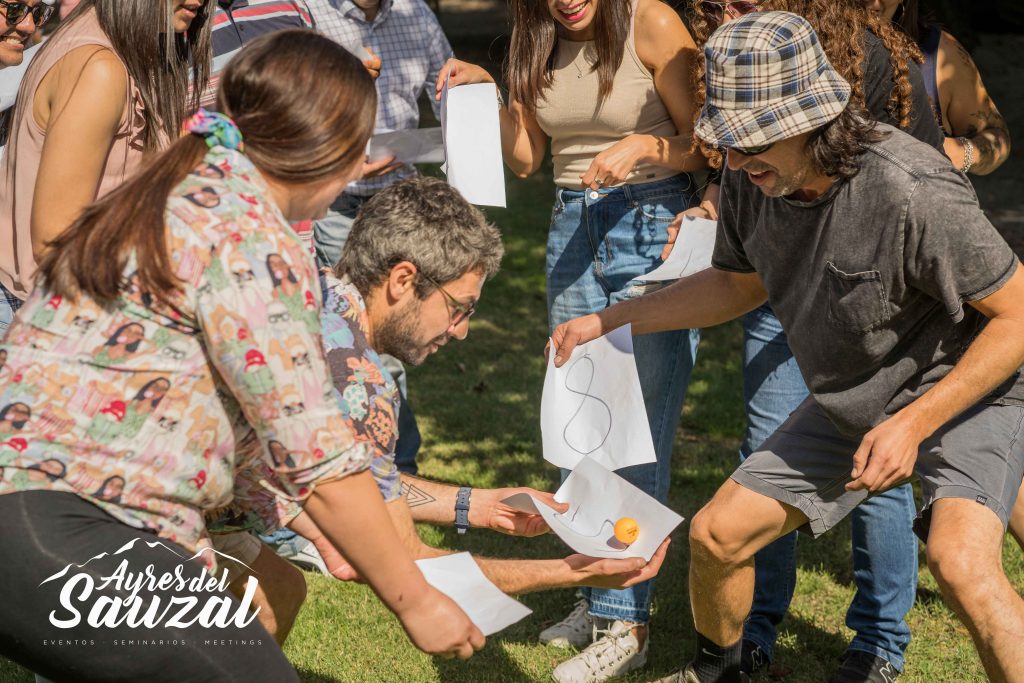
[368,128,444,164]
[541,324,656,471]
[636,216,717,281]
[440,71,506,207]
[416,553,532,635]
[503,456,683,560]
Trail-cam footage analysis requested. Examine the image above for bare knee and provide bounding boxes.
[926,533,998,603]
[233,546,307,643]
[689,503,756,569]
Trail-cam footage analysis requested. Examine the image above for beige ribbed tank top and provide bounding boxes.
[534,1,678,188]
[0,7,145,300]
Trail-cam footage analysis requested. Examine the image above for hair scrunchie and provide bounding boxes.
[183,108,245,151]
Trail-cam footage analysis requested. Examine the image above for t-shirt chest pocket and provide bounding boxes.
[825,261,892,332]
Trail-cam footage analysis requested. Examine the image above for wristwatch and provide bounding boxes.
[455,486,472,535]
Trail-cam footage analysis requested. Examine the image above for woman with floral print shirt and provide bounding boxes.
[0,31,483,682]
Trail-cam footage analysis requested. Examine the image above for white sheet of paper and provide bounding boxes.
[416,552,532,635]
[541,324,656,471]
[440,76,506,207]
[367,128,444,164]
[503,456,683,560]
[636,217,717,281]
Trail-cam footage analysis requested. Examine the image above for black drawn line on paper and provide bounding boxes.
[561,353,613,455]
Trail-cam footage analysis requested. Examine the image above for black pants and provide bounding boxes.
[0,491,299,682]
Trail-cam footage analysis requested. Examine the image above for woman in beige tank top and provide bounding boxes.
[0,0,214,332]
[437,1,706,681]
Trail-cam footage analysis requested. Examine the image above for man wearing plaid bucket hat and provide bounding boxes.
[549,10,1024,683]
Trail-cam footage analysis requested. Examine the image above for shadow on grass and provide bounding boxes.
[296,669,345,683]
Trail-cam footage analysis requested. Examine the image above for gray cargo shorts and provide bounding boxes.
[732,397,1024,541]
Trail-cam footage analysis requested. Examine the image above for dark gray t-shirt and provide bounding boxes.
[714,124,1022,436]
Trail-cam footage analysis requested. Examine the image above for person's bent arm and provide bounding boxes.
[304,472,485,658]
[578,0,706,190]
[434,58,547,178]
[30,46,129,259]
[937,31,1011,175]
[662,179,720,260]
[552,268,767,365]
[848,264,1024,492]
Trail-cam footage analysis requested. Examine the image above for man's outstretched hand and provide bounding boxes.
[469,486,569,536]
[547,313,607,368]
[566,538,671,589]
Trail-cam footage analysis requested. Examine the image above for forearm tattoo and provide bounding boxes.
[963,106,1010,174]
[401,480,437,508]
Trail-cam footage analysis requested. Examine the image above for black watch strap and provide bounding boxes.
[455,486,472,535]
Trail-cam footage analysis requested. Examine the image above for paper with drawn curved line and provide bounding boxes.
[541,324,656,471]
[636,216,717,281]
[502,456,683,560]
[416,553,532,635]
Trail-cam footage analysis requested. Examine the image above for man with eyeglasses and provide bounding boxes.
[552,11,1024,683]
[206,176,669,645]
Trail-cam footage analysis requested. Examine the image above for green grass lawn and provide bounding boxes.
[3,161,1022,682]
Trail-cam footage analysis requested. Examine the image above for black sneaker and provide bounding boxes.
[828,651,900,683]
[740,640,770,677]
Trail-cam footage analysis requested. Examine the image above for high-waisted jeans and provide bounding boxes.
[547,174,699,623]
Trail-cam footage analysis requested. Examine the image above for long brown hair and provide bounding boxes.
[38,30,377,306]
[689,0,923,168]
[38,0,214,151]
[888,0,927,43]
[507,0,632,114]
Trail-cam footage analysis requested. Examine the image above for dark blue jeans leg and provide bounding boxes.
[739,304,807,659]
[739,304,916,669]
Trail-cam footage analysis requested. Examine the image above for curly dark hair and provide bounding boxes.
[808,104,889,179]
[689,0,922,169]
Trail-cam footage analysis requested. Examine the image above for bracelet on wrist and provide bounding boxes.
[956,136,974,174]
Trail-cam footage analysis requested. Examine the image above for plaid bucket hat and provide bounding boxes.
[694,11,851,150]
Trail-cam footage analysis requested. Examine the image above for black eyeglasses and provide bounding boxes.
[418,270,476,328]
[0,0,55,28]
[700,0,764,25]
[723,140,775,156]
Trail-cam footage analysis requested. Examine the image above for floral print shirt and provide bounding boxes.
[217,274,400,534]
[0,147,371,564]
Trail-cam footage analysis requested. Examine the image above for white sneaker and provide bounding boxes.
[540,598,596,649]
[275,535,330,575]
[551,619,648,683]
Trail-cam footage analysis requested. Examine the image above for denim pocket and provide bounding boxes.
[825,261,891,332]
[635,200,677,223]
[550,192,566,221]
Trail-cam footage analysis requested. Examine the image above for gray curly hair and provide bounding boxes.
[336,177,504,297]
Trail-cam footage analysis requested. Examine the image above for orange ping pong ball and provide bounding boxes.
[613,517,640,545]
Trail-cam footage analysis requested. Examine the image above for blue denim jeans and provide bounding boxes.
[0,281,23,337]
[547,174,700,624]
[314,191,419,473]
[740,303,917,669]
